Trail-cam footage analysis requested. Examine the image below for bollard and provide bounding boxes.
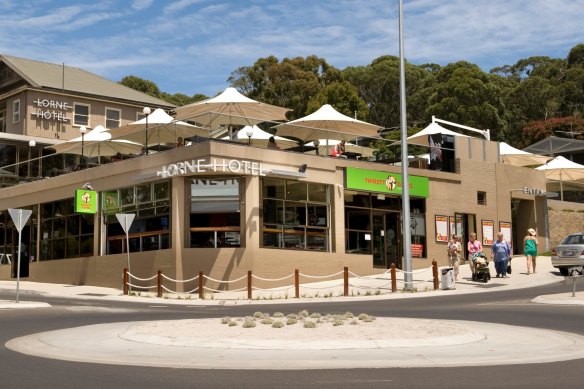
[198,271,204,299]
[248,270,253,300]
[432,259,439,290]
[295,269,300,298]
[343,267,349,297]
[390,263,397,293]
[123,267,128,295]
[157,270,162,298]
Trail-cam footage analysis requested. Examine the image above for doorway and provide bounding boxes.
[372,211,401,269]
[454,213,476,260]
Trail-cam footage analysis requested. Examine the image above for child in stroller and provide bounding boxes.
[471,252,491,283]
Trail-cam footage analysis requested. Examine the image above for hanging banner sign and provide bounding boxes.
[75,189,98,214]
[345,167,429,198]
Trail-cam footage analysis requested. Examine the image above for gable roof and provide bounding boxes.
[0,54,174,108]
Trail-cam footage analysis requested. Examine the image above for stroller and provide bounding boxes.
[471,252,491,283]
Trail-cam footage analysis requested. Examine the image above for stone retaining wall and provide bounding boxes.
[548,200,584,249]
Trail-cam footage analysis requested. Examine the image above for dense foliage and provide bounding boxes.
[120,43,584,148]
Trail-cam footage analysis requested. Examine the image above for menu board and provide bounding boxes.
[499,221,512,246]
[482,220,494,245]
[435,215,449,242]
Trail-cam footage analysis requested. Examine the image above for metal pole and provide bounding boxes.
[15,210,22,303]
[398,0,413,290]
[145,114,149,155]
[572,277,576,297]
[126,230,131,294]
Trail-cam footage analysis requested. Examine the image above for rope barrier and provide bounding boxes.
[203,274,247,284]
[127,273,157,282]
[127,282,157,290]
[300,282,345,290]
[161,274,199,283]
[299,271,344,279]
[251,285,295,292]
[251,273,295,282]
[395,266,433,275]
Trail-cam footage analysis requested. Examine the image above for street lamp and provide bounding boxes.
[143,107,151,155]
[28,140,36,178]
[314,139,320,155]
[245,126,253,145]
[79,126,87,169]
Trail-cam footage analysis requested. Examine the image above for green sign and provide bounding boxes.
[75,189,98,214]
[345,167,429,198]
[102,191,119,215]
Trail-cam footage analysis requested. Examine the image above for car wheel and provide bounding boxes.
[559,268,569,276]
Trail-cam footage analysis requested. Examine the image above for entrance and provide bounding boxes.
[373,212,401,269]
[454,213,476,260]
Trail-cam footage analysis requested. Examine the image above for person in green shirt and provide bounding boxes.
[524,228,538,275]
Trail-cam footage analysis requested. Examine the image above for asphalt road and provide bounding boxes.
[1,281,583,389]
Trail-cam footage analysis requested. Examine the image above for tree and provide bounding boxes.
[306,81,368,119]
[518,116,584,148]
[119,75,161,97]
[567,44,584,68]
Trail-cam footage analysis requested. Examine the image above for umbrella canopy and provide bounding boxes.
[303,139,375,158]
[49,125,143,157]
[273,104,381,141]
[407,122,469,145]
[173,87,291,128]
[499,142,551,166]
[221,125,296,148]
[536,156,584,200]
[108,108,209,145]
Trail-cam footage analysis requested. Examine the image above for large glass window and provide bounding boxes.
[0,206,37,266]
[105,108,121,129]
[74,103,89,126]
[39,199,93,261]
[103,181,171,254]
[12,99,20,123]
[261,178,331,251]
[190,178,241,248]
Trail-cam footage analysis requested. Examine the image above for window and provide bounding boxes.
[106,108,121,129]
[0,110,6,132]
[103,181,171,254]
[136,112,146,121]
[261,178,331,251]
[477,191,487,206]
[74,103,90,126]
[190,178,241,248]
[40,199,93,261]
[12,99,20,123]
[0,205,37,264]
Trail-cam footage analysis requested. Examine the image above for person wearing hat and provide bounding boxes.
[524,228,538,275]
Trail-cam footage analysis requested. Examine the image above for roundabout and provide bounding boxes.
[7,316,584,370]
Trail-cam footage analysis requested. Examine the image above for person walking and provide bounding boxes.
[492,232,511,278]
[447,234,461,281]
[467,232,483,277]
[524,228,538,275]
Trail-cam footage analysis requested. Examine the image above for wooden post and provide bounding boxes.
[198,271,204,299]
[247,270,252,300]
[390,263,397,293]
[294,269,300,298]
[157,270,162,298]
[343,267,349,297]
[432,259,439,290]
[123,267,128,295]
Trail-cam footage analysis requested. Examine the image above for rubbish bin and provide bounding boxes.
[441,267,455,290]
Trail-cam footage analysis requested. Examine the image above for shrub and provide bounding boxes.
[253,311,264,319]
[298,310,309,318]
[309,313,321,319]
[304,320,317,328]
[344,312,354,319]
[273,312,285,318]
[228,320,237,327]
[261,318,274,325]
[221,317,231,324]
[272,321,285,328]
[286,313,298,320]
[333,319,344,326]
[286,318,298,325]
[350,319,358,325]
[242,317,256,328]
[358,313,370,321]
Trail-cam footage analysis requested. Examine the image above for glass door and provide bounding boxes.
[372,213,385,267]
[386,212,401,269]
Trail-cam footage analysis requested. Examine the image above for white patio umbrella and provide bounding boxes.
[50,125,142,157]
[221,125,296,148]
[303,139,375,158]
[273,104,382,142]
[173,87,291,129]
[499,142,551,167]
[536,156,584,201]
[108,108,209,147]
[407,122,470,145]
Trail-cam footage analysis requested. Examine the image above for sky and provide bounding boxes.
[1,0,583,97]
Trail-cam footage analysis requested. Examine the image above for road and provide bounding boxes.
[1,281,583,389]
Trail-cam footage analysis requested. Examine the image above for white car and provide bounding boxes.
[552,232,584,276]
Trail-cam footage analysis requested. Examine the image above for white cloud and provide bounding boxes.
[132,0,153,11]
[163,0,206,15]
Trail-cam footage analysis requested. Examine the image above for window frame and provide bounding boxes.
[12,99,20,123]
[105,107,122,129]
[73,103,90,127]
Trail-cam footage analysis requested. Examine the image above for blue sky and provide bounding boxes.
[1,0,583,97]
